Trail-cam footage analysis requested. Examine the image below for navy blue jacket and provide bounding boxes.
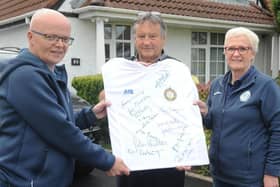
[204,66,280,186]
[0,49,115,187]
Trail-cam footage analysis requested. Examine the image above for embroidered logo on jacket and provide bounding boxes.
[240,90,251,102]
[213,91,222,96]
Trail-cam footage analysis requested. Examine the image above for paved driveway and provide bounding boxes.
[71,169,212,187]
[71,169,116,187]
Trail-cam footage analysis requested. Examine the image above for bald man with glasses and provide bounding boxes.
[0,8,129,187]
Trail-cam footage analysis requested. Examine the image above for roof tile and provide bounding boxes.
[0,0,274,26]
[90,0,273,25]
[0,0,61,21]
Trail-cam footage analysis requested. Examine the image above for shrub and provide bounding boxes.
[72,74,104,105]
[72,74,111,147]
[193,81,212,176]
[275,74,280,85]
[197,81,211,102]
[272,0,280,32]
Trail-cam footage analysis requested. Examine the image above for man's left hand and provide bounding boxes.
[92,100,111,119]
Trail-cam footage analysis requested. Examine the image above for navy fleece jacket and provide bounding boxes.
[0,49,114,187]
[204,66,280,186]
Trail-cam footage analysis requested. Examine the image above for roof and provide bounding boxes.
[83,0,274,25]
[0,0,274,26]
[0,0,63,21]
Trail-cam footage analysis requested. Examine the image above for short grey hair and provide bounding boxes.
[224,27,259,53]
[133,12,167,39]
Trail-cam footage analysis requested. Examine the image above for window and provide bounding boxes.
[104,25,112,61]
[104,24,132,61]
[191,32,225,83]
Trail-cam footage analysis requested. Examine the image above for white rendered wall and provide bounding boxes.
[165,27,191,67]
[0,18,99,92]
[0,24,28,48]
[254,34,272,76]
[63,18,97,91]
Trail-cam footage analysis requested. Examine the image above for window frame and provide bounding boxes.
[104,23,134,61]
[191,31,227,83]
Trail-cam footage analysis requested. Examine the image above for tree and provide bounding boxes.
[272,0,280,32]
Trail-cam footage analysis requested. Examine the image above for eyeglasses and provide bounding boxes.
[31,30,74,45]
[224,47,251,55]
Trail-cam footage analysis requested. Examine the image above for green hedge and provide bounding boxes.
[193,81,211,176]
[72,74,111,146]
[275,75,280,85]
[72,74,104,105]
[272,0,280,32]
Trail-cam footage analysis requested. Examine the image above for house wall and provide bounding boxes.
[271,33,280,78]
[0,24,28,48]
[165,28,191,67]
[0,18,99,92]
[0,18,274,92]
[255,34,272,75]
[65,18,98,91]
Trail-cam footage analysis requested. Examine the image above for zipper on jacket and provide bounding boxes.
[247,141,252,170]
[216,85,227,171]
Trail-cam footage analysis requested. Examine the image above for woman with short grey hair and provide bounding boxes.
[195,27,280,187]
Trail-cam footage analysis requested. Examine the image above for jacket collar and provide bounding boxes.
[127,50,173,62]
[19,48,67,84]
[222,66,257,89]
[0,48,68,85]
